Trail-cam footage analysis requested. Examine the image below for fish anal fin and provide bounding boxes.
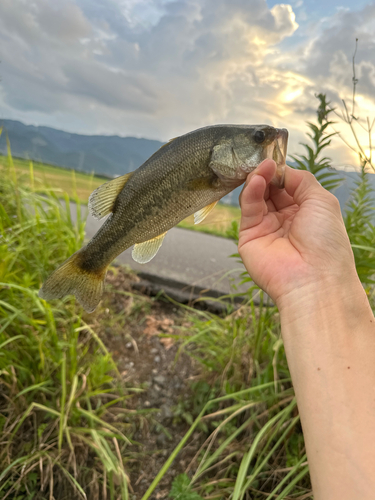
[89,172,132,220]
[132,232,167,264]
[194,201,218,225]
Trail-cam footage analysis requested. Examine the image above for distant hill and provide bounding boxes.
[0,119,164,178]
[1,118,374,213]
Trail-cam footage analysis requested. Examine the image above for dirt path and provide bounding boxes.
[93,268,206,499]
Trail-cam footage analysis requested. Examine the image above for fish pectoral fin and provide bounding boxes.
[194,201,218,225]
[88,172,133,220]
[132,232,167,264]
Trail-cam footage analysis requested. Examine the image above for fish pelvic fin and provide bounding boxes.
[88,172,133,220]
[194,201,218,224]
[39,251,107,313]
[132,232,167,264]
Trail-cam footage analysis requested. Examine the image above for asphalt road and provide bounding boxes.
[72,204,251,297]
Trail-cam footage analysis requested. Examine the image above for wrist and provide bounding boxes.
[276,272,370,331]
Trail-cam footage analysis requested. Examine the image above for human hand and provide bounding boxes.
[238,159,358,307]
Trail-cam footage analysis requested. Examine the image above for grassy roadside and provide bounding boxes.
[0,154,241,239]
[0,146,312,500]
[2,92,374,499]
[0,155,138,499]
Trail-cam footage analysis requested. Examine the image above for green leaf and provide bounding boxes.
[169,474,203,500]
[291,93,343,192]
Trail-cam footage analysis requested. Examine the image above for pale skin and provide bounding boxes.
[238,159,375,499]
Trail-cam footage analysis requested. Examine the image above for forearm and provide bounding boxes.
[277,275,375,500]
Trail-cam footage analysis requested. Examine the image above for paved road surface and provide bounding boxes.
[72,204,251,297]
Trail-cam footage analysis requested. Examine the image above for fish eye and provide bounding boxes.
[254,130,265,144]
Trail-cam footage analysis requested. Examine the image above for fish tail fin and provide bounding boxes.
[39,251,107,313]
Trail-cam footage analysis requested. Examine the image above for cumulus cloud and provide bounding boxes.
[0,0,374,168]
[0,0,298,128]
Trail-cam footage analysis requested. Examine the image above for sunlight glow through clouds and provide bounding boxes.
[0,0,374,169]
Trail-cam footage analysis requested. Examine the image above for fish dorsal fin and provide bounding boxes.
[88,173,132,220]
[132,232,167,264]
[194,201,218,224]
[159,137,178,151]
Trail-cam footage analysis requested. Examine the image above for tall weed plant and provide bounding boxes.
[290,93,344,191]
[344,166,375,285]
[0,136,131,500]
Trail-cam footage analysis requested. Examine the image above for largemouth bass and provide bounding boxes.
[39,124,288,312]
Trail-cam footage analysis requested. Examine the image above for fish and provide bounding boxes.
[39,124,288,313]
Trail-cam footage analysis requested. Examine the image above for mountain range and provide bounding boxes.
[1,118,374,212]
[0,119,163,178]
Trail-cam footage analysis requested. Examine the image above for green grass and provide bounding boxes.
[143,292,311,500]
[178,203,241,238]
[0,149,135,499]
[0,153,107,205]
[0,153,241,239]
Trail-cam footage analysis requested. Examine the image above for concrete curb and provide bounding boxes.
[132,270,249,313]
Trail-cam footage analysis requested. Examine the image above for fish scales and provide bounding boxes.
[39,124,288,312]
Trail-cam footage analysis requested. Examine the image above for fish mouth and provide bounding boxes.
[265,128,288,188]
[275,128,288,163]
[265,128,288,165]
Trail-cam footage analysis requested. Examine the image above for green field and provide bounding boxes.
[0,154,107,202]
[0,154,241,238]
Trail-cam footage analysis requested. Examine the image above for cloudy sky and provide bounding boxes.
[0,0,374,168]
